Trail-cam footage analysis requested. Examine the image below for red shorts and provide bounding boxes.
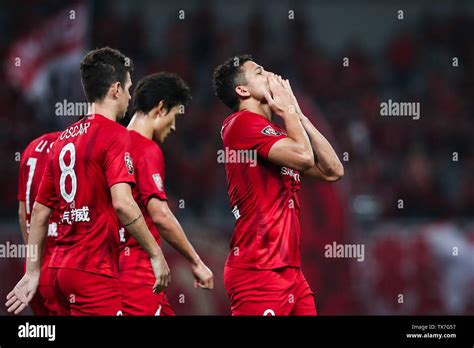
[49,268,122,316]
[120,281,175,316]
[29,266,58,315]
[224,266,317,316]
[30,285,57,315]
[29,286,51,315]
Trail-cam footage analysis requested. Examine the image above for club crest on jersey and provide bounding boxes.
[124,152,134,174]
[261,125,282,137]
[152,173,163,192]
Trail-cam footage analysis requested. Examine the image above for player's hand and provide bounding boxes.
[191,260,214,290]
[5,271,39,315]
[281,78,303,117]
[263,74,297,118]
[150,254,171,294]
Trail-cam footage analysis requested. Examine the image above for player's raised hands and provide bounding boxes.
[150,253,171,294]
[282,78,303,116]
[263,74,297,118]
[5,271,39,315]
[191,260,214,290]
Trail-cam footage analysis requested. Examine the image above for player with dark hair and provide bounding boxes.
[213,54,344,316]
[17,131,61,315]
[120,72,213,315]
[6,47,170,315]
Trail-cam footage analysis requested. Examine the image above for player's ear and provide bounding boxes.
[151,100,166,118]
[157,100,166,116]
[110,82,121,99]
[235,85,250,98]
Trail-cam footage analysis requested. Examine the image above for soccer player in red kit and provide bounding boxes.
[213,55,344,315]
[120,72,214,315]
[6,47,170,315]
[17,131,61,315]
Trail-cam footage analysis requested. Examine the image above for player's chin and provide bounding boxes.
[256,92,266,101]
[263,89,273,99]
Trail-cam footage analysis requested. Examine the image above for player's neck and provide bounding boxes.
[90,101,120,122]
[239,101,273,122]
[127,113,154,139]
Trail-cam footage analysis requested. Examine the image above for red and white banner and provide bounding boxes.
[5,2,88,99]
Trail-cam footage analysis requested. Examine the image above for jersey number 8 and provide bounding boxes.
[59,143,77,203]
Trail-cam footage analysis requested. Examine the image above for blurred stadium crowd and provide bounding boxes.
[0,0,472,315]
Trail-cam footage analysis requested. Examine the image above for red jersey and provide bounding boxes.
[18,131,61,284]
[119,130,167,285]
[221,110,302,270]
[36,114,135,278]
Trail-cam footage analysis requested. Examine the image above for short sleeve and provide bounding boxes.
[135,148,167,206]
[224,112,287,159]
[103,129,136,188]
[35,156,58,209]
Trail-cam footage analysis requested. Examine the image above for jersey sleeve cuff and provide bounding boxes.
[34,197,56,209]
[108,178,136,189]
[144,194,168,209]
[259,136,287,160]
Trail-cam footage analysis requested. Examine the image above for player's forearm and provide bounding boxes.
[281,111,313,159]
[116,200,163,259]
[300,115,344,178]
[153,211,201,265]
[26,202,51,275]
[18,201,28,244]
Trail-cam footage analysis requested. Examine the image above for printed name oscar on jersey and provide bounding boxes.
[59,122,90,140]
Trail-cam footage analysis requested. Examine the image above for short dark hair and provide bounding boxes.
[80,47,134,102]
[131,72,191,114]
[212,54,253,111]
